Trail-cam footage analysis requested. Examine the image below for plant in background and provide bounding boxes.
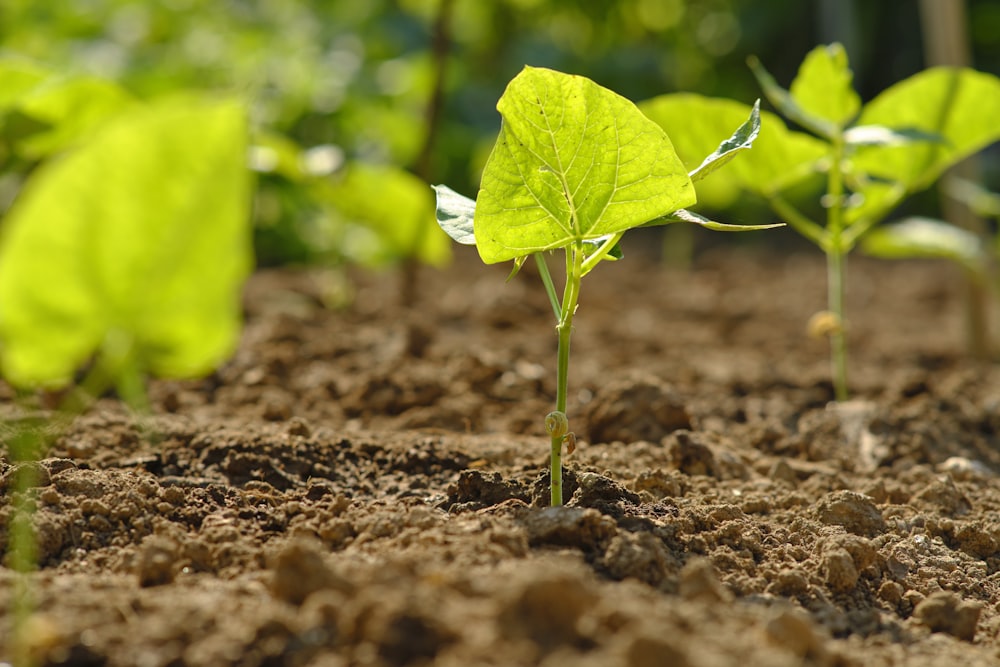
[860,178,999,312]
[640,44,1000,401]
[0,70,253,665]
[434,66,779,506]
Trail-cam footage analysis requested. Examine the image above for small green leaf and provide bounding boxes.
[432,184,477,245]
[474,66,695,264]
[688,99,761,182]
[944,177,1000,217]
[861,217,984,271]
[747,54,837,139]
[0,97,252,388]
[788,43,861,129]
[844,125,946,147]
[647,208,785,232]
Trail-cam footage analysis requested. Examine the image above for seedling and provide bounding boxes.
[641,44,1000,400]
[434,66,779,506]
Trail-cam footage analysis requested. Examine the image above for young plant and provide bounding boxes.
[640,44,1000,401]
[434,66,779,506]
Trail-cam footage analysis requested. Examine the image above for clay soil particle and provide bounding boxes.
[4,239,1000,666]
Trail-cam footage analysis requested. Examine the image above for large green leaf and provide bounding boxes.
[853,67,1000,191]
[789,43,861,129]
[0,97,253,388]
[474,66,695,263]
[639,93,827,200]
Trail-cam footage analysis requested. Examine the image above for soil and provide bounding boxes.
[3,235,1000,667]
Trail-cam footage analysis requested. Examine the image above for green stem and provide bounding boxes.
[549,242,584,506]
[9,423,42,667]
[826,137,849,402]
[534,253,561,321]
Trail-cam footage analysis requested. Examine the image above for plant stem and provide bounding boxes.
[826,137,849,401]
[9,424,42,667]
[550,242,584,506]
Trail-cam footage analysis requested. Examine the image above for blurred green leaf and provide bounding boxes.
[324,162,451,268]
[861,216,984,272]
[15,76,136,157]
[853,67,1000,191]
[475,67,694,264]
[639,93,827,200]
[747,54,837,139]
[789,43,860,130]
[0,97,252,388]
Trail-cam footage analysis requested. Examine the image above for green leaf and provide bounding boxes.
[0,57,48,111]
[788,43,861,129]
[747,54,837,139]
[944,177,1000,217]
[432,184,477,245]
[688,99,761,182]
[639,94,827,199]
[844,125,945,147]
[647,208,785,232]
[853,67,1000,191]
[861,217,984,271]
[15,76,137,157]
[323,163,451,268]
[474,66,695,264]
[0,97,253,388]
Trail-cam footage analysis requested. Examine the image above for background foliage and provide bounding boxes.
[2,0,999,264]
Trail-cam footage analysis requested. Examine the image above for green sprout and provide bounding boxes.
[433,66,780,506]
[641,44,1000,401]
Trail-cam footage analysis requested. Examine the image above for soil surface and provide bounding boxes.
[4,236,1000,667]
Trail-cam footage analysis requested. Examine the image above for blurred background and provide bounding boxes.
[2,0,999,268]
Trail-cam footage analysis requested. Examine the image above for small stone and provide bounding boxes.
[823,548,859,593]
[764,608,826,659]
[137,535,178,587]
[913,591,982,641]
[269,536,352,605]
[878,581,904,605]
[626,635,689,667]
[679,557,732,603]
[520,507,617,550]
[814,490,886,536]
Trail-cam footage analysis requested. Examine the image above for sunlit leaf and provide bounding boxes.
[639,94,827,199]
[0,97,253,388]
[474,66,695,263]
[853,67,1000,191]
[747,54,837,139]
[15,76,137,157]
[789,43,861,129]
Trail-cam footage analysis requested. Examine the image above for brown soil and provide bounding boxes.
[3,237,1000,667]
